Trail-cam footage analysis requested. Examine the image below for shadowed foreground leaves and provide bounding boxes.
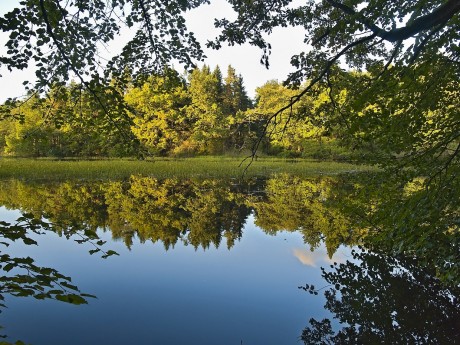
[300,249,460,344]
[0,213,118,342]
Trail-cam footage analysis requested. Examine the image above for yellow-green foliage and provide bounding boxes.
[125,70,190,155]
[250,80,327,153]
[252,173,359,256]
[0,175,365,253]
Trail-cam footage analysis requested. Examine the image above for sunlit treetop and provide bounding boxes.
[1,0,460,161]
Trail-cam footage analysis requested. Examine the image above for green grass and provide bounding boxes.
[0,157,374,181]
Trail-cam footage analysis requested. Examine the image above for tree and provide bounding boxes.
[223,65,251,115]
[0,0,206,158]
[186,65,227,153]
[250,80,325,155]
[2,94,57,157]
[125,69,190,155]
[218,65,253,152]
[300,249,460,344]
[207,1,460,156]
[0,1,206,94]
[1,0,460,285]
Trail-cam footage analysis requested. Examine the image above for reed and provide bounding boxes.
[0,157,373,181]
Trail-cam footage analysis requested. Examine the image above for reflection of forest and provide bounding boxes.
[3,176,459,343]
[252,174,365,256]
[0,175,361,253]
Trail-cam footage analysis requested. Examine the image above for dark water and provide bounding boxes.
[0,176,459,344]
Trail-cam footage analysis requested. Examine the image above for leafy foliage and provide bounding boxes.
[1,1,460,341]
[300,249,460,344]
[125,68,191,155]
[0,65,264,157]
[0,213,104,309]
[0,0,206,88]
[252,173,358,256]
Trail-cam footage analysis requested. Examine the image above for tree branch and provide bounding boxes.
[409,21,447,65]
[38,0,141,152]
[242,33,377,172]
[326,0,460,42]
[138,0,157,54]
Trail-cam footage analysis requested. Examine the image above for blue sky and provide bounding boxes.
[0,0,307,100]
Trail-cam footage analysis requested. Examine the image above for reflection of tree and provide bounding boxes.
[1,175,459,343]
[0,177,255,251]
[331,172,460,286]
[252,174,362,256]
[185,179,249,250]
[105,177,251,250]
[0,179,108,234]
[186,188,232,249]
[104,177,190,249]
[0,175,368,254]
[300,250,460,344]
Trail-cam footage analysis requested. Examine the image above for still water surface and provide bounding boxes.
[1,175,458,344]
[0,176,348,344]
[3,212,348,344]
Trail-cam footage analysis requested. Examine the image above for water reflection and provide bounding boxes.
[293,247,347,268]
[105,177,253,250]
[253,174,362,257]
[0,175,459,344]
[300,249,460,344]
[0,175,359,252]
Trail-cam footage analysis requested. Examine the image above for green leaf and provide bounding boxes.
[3,263,14,272]
[102,250,119,259]
[83,229,98,239]
[60,282,79,291]
[81,293,97,299]
[22,238,37,246]
[56,294,87,305]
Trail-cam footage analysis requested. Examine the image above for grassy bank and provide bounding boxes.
[0,157,373,181]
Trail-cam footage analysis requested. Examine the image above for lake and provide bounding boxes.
[0,175,458,344]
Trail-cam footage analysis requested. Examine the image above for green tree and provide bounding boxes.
[1,82,139,157]
[186,65,227,153]
[223,65,251,115]
[125,69,190,155]
[249,80,325,155]
[2,95,58,157]
[220,65,254,152]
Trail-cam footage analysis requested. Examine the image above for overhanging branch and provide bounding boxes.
[38,0,140,151]
[241,33,377,172]
[326,0,460,42]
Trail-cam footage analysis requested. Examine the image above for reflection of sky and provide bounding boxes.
[0,210,336,345]
[293,246,350,268]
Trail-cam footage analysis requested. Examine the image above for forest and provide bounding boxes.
[1,1,460,343]
[0,64,357,159]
